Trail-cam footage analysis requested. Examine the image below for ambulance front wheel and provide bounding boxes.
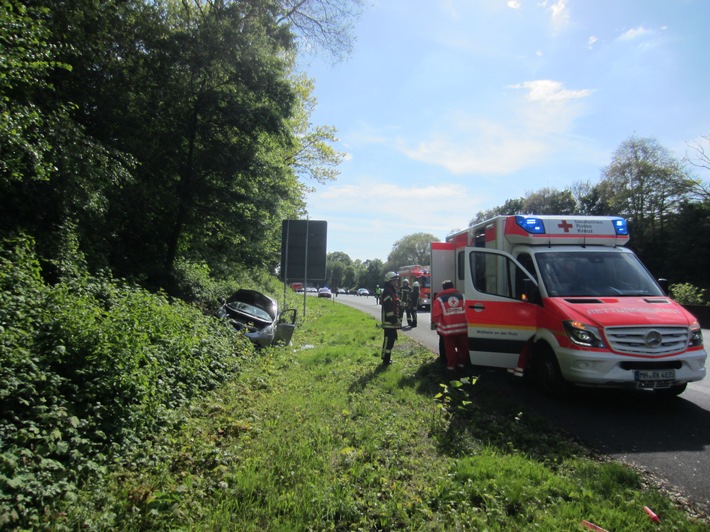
[533,348,568,397]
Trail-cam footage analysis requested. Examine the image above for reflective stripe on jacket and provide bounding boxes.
[432,288,467,336]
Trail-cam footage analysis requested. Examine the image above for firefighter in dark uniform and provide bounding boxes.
[380,271,401,365]
[409,281,420,328]
[400,278,412,328]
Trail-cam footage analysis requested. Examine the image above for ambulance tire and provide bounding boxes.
[534,348,568,397]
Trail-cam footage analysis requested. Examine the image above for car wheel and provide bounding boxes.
[533,347,568,397]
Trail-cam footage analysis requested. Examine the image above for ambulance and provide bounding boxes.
[430,215,706,396]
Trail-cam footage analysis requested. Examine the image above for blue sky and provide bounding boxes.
[300,0,710,263]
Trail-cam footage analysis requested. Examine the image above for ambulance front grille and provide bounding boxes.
[604,326,689,356]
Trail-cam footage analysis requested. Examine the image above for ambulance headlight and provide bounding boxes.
[689,323,703,347]
[563,320,606,348]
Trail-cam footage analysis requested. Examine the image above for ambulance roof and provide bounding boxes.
[505,215,629,246]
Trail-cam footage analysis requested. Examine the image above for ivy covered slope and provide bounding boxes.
[0,235,251,529]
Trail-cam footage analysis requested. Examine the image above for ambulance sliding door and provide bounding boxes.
[465,248,538,368]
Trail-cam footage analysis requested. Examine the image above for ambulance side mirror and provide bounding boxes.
[523,279,542,305]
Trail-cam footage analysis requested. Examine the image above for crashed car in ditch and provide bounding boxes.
[216,289,297,347]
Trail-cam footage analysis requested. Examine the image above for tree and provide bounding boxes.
[684,134,710,201]
[3,0,361,291]
[385,233,439,271]
[521,187,576,215]
[572,181,613,216]
[360,258,384,292]
[0,0,60,185]
[0,0,135,273]
[470,198,524,226]
[277,0,364,61]
[325,251,353,290]
[598,136,695,268]
[285,76,345,187]
[663,201,710,290]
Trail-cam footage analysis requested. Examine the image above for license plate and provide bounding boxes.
[635,369,675,381]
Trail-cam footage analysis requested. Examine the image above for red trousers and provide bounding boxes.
[442,333,469,368]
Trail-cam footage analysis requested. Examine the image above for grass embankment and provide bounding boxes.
[65,298,708,530]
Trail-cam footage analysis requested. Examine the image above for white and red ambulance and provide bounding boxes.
[430,215,706,396]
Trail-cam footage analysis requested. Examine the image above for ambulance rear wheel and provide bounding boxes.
[534,348,567,397]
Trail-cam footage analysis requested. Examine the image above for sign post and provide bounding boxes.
[281,219,327,317]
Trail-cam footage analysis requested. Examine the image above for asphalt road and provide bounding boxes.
[331,293,710,516]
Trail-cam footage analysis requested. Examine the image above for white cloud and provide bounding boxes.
[587,35,598,49]
[398,124,547,175]
[544,0,569,31]
[391,80,593,176]
[508,80,593,103]
[308,181,477,247]
[507,0,522,9]
[618,26,651,41]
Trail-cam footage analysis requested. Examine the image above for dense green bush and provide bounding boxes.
[670,282,707,305]
[0,235,252,529]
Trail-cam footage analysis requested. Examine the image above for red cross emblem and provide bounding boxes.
[558,220,573,232]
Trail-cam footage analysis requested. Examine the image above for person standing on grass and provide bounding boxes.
[380,271,401,365]
[408,281,420,328]
[431,280,468,371]
[400,279,412,328]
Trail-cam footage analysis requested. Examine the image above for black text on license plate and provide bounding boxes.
[635,369,675,381]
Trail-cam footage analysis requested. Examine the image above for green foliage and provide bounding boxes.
[385,232,439,271]
[2,0,356,294]
[431,377,476,440]
[670,282,707,305]
[0,0,68,184]
[0,235,250,529]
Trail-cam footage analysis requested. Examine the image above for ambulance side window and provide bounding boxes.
[516,253,537,282]
[469,251,529,301]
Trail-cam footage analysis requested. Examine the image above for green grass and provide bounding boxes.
[59,298,709,531]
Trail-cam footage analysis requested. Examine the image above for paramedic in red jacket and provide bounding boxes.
[431,280,469,370]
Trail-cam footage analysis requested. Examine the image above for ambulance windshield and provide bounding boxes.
[535,251,664,298]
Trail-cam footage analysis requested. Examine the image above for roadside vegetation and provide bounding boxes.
[14,294,701,530]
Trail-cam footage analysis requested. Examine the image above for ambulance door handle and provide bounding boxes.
[469,303,486,312]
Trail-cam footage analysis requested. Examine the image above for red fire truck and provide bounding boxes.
[430,215,706,396]
[290,282,304,292]
[397,265,432,309]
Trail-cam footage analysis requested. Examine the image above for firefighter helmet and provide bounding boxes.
[413,281,420,287]
[402,279,409,285]
[384,271,399,282]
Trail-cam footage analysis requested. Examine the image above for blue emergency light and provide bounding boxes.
[612,218,628,235]
[515,216,545,234]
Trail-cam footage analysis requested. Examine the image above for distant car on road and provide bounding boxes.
[337,288,346,295]
[318,287,332,298]
[356,288,370,296]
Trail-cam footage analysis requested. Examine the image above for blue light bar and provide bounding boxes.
[515,215,545,234]
[612,218,628,235]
